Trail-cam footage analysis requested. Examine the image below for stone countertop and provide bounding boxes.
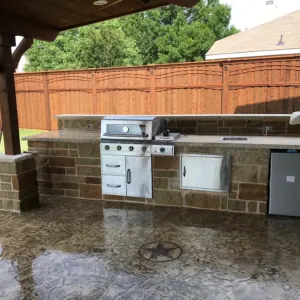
[23,131,100,143]
[175,135,300,149]
[55,114,292,121]
[23,130,300,149]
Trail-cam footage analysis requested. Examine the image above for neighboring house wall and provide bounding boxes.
[206,48,300,60]
[206,10,300,61]
[16,55,27,73]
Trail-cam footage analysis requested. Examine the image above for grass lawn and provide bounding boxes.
[0,129,47,153]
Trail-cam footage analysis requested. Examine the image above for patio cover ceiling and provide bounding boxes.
[0,0,198,42]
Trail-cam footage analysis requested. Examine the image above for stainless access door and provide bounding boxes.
[269,152,300,217]
[181,154,231,192]
[126,156,152,199]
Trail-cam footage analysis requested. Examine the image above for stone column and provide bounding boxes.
[0,153,39,212]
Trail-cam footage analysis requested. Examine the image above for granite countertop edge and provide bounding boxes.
[25,138,101,143]
[23,131,300,150]
[174,135,300,150]
[23,131,100,144]
[174,141,300,149]
[55,114,292,121]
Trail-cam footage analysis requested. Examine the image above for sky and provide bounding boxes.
[12,37,26,72]
[220,0,300,31]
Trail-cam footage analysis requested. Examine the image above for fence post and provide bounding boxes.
[43,73,51,130]
[91,70,97,114]
[221,64,229,114]
[150,66,156,114]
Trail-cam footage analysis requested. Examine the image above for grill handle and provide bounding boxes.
[106,164,121,168]
[127,169,131,184]
[106,184,121,188]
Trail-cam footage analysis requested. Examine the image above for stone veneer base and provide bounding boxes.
[0,153,39,212]
[29,141,269,215]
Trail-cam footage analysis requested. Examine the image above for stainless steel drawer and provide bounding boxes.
[102,175,126,196]
[101,155,126,176]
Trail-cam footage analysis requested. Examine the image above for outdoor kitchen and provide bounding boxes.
[20,113,300,216]
[5,0,300,298]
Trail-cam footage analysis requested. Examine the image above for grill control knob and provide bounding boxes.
[160,147,166,153]
[142,146,147,152]
[129,146,134,151]
[117,146,122,151]
[104,145,110,150]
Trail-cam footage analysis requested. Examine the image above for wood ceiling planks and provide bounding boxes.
[0,0,198,41]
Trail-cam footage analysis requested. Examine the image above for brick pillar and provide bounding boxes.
[0,153,39,212]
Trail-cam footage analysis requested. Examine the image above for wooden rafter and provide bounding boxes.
[0,14,59,42]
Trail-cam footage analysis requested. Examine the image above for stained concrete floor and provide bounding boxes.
[0,198,300,300]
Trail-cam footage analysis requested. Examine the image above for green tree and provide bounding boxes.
[24,30,78,71]
[122,0,238,64]
[25,0,238,71]
[25,20,142,71]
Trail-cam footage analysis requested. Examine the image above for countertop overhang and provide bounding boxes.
[55,114,292,121]
[23,131,101,143]
[24,131,300,149]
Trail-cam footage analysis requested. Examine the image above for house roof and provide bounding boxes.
[206,10,300,59]
[0,0,198,42]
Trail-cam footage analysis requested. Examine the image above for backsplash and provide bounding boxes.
[168,119,300,136]
[57,115,300,136]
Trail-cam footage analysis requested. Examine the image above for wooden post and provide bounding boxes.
[150,66,156,115]
[91,71,97,114]
[221,64,229,114]
[0,34,21,155]
[43,73,51,130]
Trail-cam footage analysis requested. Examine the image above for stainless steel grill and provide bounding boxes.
[100,116,177,199]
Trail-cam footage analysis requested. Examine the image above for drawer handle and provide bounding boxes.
[106,164,121,168]
[183,166,186,177]
[106,184,121,188]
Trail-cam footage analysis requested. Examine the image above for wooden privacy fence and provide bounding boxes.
[14,54,300,130]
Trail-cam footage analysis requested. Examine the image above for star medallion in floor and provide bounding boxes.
[139,241,182,262]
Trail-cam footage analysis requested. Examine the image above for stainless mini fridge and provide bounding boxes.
[269,151,300,217]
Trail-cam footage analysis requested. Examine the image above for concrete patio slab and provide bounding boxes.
[0,197,299,299]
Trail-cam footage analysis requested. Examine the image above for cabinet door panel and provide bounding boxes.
[126,156,152,198]
[181,154,230,192]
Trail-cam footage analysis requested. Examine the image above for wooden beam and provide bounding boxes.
[12,37,33,71]
[0,35,21,155]
[0,14,58,42]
